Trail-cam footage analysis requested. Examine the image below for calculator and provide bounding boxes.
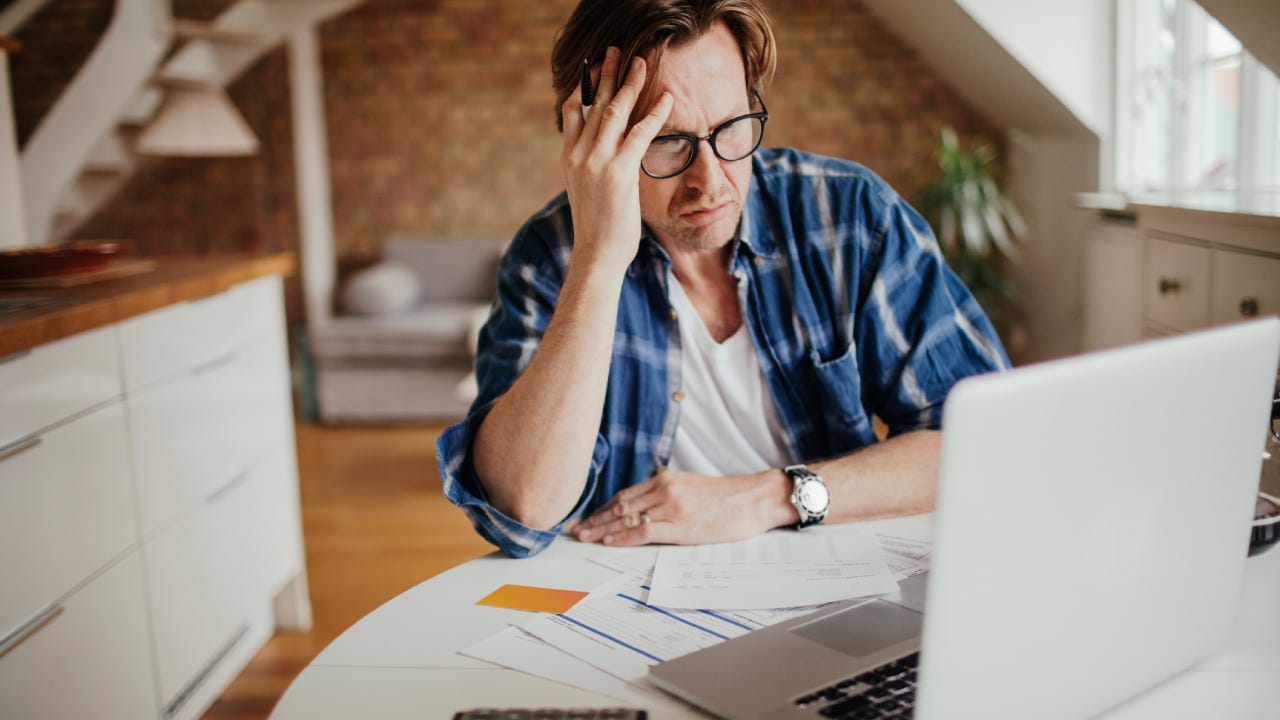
[451,710,646,720]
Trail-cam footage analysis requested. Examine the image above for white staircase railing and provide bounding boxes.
[14,0,361,247]
[20,0,170,246]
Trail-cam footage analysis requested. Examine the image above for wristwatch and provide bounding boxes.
[784,464,829,529]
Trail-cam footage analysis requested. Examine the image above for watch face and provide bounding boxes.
[798,479,829,513]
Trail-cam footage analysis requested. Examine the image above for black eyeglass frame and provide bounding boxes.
[640,94,769,180]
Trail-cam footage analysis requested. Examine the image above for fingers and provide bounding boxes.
[574,482,667,545]
[594,56,650,144]
[576,509,663,547]
[593,46,622,115]
[619,91,673,164]
[576,48,656,148]
[561,48,617,149]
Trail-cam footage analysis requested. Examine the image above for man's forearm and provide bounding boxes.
[473,257,625,530]
[808,430,940,524]
[573,429,940,547]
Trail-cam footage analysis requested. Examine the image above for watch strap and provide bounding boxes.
[784,464,828,529]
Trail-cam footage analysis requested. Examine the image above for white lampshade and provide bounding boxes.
[137,87,259,157]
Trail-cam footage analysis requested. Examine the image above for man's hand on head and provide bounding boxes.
[560,46,673,278]
[572,468,794,547]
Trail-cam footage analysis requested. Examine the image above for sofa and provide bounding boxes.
[310,234,507,423]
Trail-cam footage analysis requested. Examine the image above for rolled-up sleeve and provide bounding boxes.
[437,408,610,558]
[434,199,611,558]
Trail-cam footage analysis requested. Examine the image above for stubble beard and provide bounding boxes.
[662,196,742,252]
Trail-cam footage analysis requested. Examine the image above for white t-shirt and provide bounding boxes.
[666,275,792,476]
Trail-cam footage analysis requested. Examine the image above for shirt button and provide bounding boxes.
[669,307,678,321]
[672,390,686,403]
[654,465,668,475]
[753,256,764,266]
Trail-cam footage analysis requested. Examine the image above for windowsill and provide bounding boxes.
[1074,190,1280,220]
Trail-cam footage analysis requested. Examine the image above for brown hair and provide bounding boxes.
[550,0,776,131]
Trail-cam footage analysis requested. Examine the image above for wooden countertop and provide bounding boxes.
[0,252,295,357]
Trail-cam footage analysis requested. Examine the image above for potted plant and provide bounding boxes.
[918,127,1026,350]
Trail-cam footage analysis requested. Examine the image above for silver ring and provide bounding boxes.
[640,510,651,525]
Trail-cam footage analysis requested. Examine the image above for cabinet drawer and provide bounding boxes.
[1144,236,1210,332]
[0,402,137,639]
[242,445,305,601]
[0,325,120,447]
[143,452,266,708]
[1211,249,1280,325]
[0,551,157,720]
[129,332,293,535]
[118,274,284,394]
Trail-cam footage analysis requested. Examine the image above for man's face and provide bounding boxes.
[638,23,755,253]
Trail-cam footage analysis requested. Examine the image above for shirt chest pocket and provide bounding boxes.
[805,344,874,448]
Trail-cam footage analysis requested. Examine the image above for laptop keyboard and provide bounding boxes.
[793,652,919,719]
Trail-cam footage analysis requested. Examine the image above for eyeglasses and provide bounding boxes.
[640,96,769,179]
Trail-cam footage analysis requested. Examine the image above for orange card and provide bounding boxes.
[476,584,588,614]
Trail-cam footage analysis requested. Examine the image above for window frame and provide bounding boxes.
[1114,0,1279,208]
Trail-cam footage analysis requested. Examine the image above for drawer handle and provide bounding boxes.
[0,435,41,464]
[164,624,249,718]
[1158,277,1182,295]
[1240,297,1260,318]
[205,470,251,503]
[192,350,238,376]
[0,603,64,661]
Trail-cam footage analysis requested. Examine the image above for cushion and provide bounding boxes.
[383,235,507,303]
[311,302,488,362]
[342,261,421,316]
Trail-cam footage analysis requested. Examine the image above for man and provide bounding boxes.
[437,0,1007,558]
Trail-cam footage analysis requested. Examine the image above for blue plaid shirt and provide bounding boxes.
[437,147,1008,557]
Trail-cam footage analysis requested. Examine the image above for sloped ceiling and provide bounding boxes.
[861,0,1087,135]
[1198,0,1280,79]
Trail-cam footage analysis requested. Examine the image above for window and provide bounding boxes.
[1115,0,1279,206]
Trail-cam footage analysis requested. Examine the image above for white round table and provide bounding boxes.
[272,529,1280,719]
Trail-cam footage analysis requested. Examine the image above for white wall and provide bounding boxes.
[1198,0,1280,78]
[957,0,1114,139]
[1007,131,1101,362]
[0,51,26,248]
[862,0,1113,362]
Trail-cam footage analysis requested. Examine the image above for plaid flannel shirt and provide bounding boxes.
[436,147,1008,557]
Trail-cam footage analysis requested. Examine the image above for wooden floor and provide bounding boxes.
[200,422,495,720]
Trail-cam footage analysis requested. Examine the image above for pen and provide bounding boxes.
[580,57,594,120]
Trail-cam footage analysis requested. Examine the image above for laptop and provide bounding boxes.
[649,318,1280,720]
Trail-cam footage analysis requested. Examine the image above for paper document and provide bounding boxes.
[462,625,663,707]
[647,530,898,609]
[590,547,659,579]
[875,531,931,579]
[514,574,828,684]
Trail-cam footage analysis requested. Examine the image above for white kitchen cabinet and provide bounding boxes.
[1083,206,1280,350]
[1133,207,1280,342]
[240,444,306,604]
[1082,220,1143,351]
[0,325,119,449]
[128,308,293,537]
[0,401,137,646]
[145,464,258,709]
[1143,235,1212,334]
[130,273,306,718]
[118,274,282,395]
[0,261,307,720]
[1211,249,1280,325]
[0,551,157,720]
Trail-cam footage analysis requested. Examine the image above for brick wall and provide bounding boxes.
[57,0,1001,323]
[9,0,114,146]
